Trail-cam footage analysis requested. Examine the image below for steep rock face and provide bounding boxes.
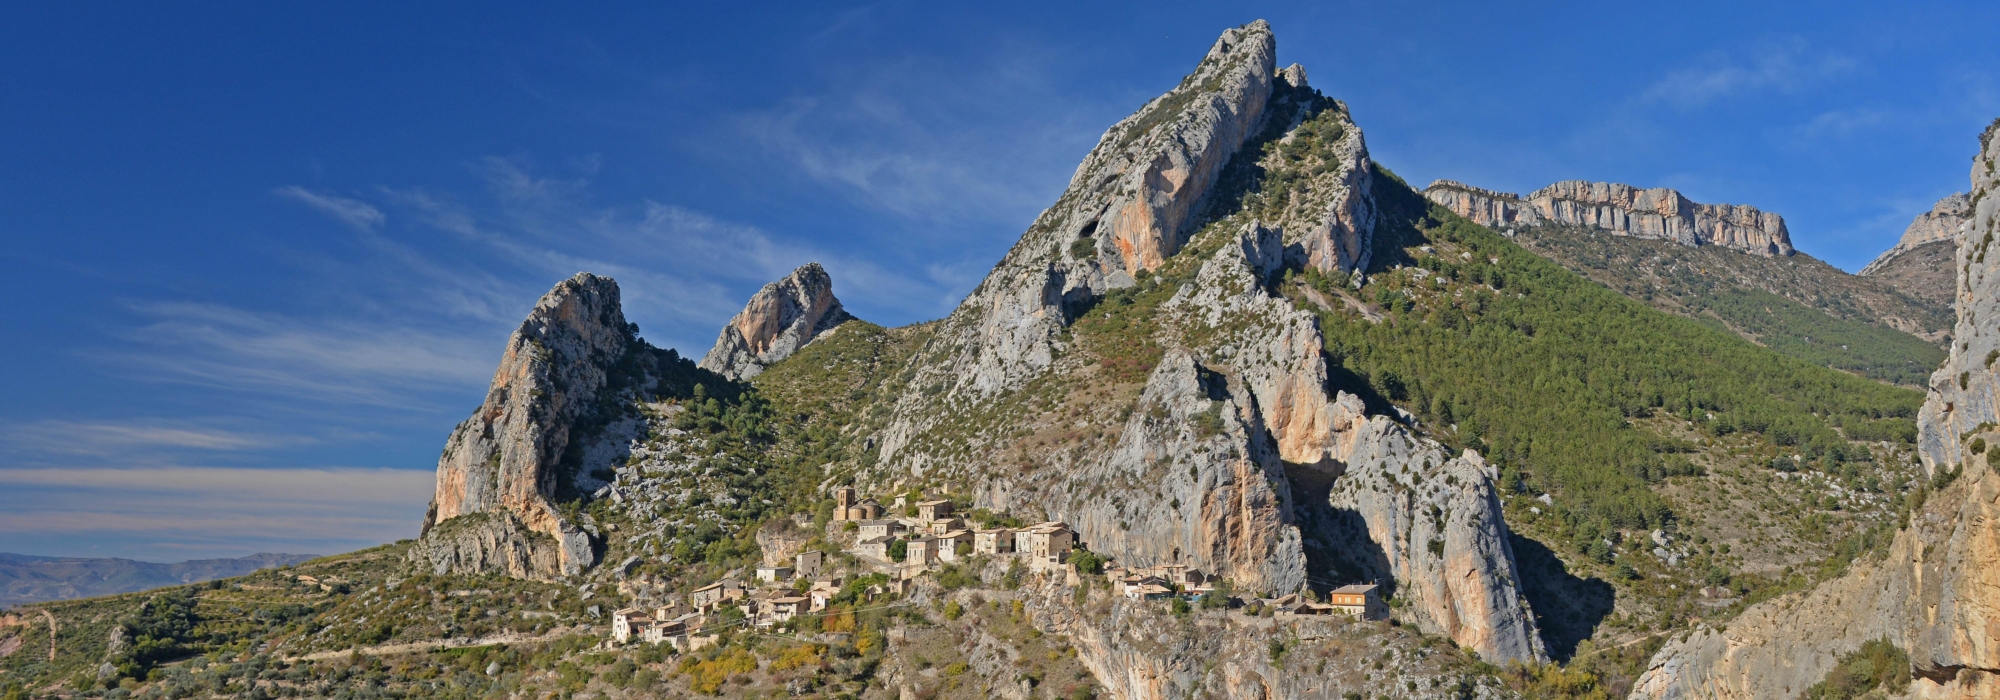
[1026,347,1305,594]
[858,22,1538,665]
[1629,124,2000,700]
[1004,577,1521,700]
[1091,24,1276,275]
[1249,74,1377,275]
[698,262,852,381]
[406,512,563,580]
[871,21,1276,410]
[1323,429,1547,663]
[1864,193,1972,275]
[1920,136,2000,473]
[1424,180,1794,257]
[420,273,631,578]
[1628,465,2000,700]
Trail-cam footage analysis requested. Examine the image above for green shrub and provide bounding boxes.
[1801,638,1909,700]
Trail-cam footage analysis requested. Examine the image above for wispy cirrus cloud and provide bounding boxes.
[275,186,386,232]
[1642,37,1857,110]
[729,42,1103,228]
[100,301,494,407]
[3,420,301,457]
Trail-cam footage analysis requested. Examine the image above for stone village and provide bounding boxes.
[609,490,1384,649]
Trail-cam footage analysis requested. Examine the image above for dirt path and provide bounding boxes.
[287,628,579,662]
[41,610,56,661]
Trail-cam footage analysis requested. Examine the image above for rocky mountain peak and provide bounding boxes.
[1861,192,1970,275]
[699,262,853,380]
[860,22,1538,663]
[1425,178,1796,256]
[1080,20,1277,276]
[413,272,634,579]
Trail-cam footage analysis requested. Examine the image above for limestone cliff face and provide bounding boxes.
[1022,347,1306,594]
[869,21,1277,408]
[1089,23,1276,276]
[1863,193,1970,276]
[1628,124,2000,700]
[859,22,1538,665]
[698,262,852,381]
[1323,430,1546,663]
[1424,180,1794,257]
[418,273,632,578]
[1920,137,2000,474]
[1864,193,1972,313]
[999,577,1521,700]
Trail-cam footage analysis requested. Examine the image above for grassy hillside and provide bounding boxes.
[1512,224,1947,385]
[1281,171,1928,683]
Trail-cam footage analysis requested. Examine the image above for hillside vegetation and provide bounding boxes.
[1512,224,1948,385]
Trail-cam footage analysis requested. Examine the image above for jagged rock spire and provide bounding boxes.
[415,272,629,579]
[700,262,853,381]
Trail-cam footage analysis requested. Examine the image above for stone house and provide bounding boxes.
[1015,522,1076,566]
[973,529,1014,554]
[767,596,808,624]
[857,519,904,541]
[755,565,793,583]
[854,536,890,559]
[690,580,744,611]
[916,499,954,523]
[905,535,940,566]
[794,550,825,579]
[611,608,650,643]
[935,530,972,562]
[925,518,965,536]
[1328,584,1386,620]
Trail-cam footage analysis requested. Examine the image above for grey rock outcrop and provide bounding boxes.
[407,511,563,579]
[857,22,1538,664]
[1862,193,1971,310]
[1425,179,1794,256]
[418,272,631,578]
[1629,123,2000,700]
[871,21,1278,409]
[1862,192,1970,276]
[1920,141,2000,474]
[1325,432,1547,662]
[698,262,853,380]
[1027,347,1306,594]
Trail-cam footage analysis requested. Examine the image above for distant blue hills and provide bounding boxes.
[0,552,318,607]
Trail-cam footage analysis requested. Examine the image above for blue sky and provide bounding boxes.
[3,2,1996,561]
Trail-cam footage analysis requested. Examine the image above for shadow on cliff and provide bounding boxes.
[1290,474,1396,599]
[1510,533,1614,661]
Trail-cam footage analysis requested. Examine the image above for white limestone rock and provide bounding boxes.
[699,262,853,381]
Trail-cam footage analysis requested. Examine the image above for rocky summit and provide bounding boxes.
[1862,192,1972,309]
[1425,179,1795,256]
[9,20,1999,700]
[699,262,853,381]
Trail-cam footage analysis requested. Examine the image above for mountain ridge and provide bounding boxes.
[0,552,317,607]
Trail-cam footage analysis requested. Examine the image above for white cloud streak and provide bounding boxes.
[275,186,386,232]
[100,301,495,407]
[1643,37,1857,110]
[3,420,300,457]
